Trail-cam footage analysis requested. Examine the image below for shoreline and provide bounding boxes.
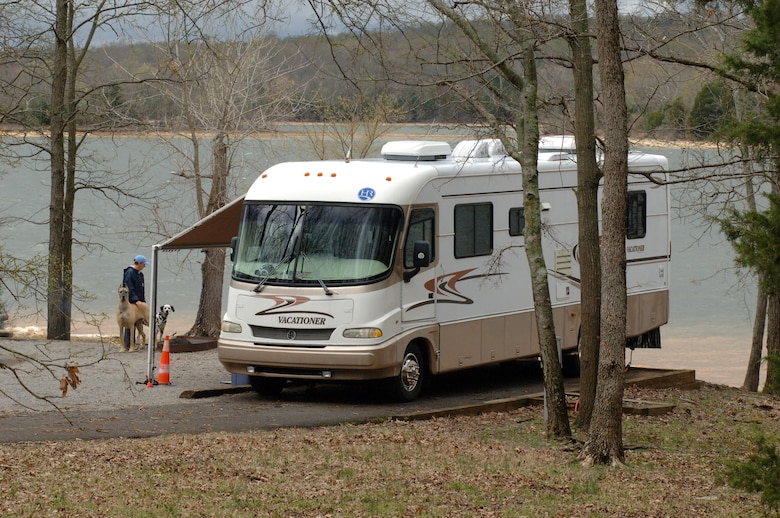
[0,123,717,149]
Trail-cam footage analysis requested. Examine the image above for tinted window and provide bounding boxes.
[455,203,493,258]
[509,207,525,236]
[404,208,435,268]
[627,191,647,239]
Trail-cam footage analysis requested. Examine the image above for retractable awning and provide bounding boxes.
[144,195,245,383]
[158,195,245,250]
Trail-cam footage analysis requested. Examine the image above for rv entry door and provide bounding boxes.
[401,208,436,323]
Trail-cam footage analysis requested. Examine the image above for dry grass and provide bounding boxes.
[1,382,777,517]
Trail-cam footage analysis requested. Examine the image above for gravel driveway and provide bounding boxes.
[0,337,229,417]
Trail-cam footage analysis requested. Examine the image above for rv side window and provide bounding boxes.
[509,207,525,236]
[627,191,647,239]
[404,208,435,268]
[454,203,493,258]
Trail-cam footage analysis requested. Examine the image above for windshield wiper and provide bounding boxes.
[318,278,332,296]
[253,254,297,294]
[253,272,271,293]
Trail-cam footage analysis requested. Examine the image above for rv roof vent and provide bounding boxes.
[381,141,452,161]
[452,139,507,159]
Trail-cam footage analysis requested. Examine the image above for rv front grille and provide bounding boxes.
[249,325,334,341]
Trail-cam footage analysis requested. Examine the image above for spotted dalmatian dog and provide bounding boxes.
[155,304,175,344]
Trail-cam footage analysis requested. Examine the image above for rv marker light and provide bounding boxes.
[343,328,383,339]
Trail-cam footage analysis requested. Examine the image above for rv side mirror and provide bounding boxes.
[230,236,238,262]
[404,240,431,283]
[413,241,431,268]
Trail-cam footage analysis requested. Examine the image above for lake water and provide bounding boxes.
[0,134,759,388]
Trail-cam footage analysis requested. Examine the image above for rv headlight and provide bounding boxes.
[222,320,242,333]
[343,328,383,339]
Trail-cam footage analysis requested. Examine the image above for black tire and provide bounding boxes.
[387,343,426,402]
[249,376,286,398]
[562,332,582,378]
[562,351,581,378]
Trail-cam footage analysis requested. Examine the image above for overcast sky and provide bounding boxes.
[87,0,659,45]
[272,0,320,37]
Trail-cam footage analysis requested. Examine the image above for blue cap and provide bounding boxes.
[134,254,150,266]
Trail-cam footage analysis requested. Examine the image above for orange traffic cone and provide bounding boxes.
[157,335,171,385]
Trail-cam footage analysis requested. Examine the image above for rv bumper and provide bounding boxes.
[217,337,402,381]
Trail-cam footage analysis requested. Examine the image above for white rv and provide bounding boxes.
[218,138,670,401]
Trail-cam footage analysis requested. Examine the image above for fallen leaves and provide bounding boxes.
[0,383,772,516]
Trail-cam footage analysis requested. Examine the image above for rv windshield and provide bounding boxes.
[232,203,403,286]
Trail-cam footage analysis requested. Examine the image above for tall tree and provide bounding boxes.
[738,143,767,392]
[719,192,780,393]
[48,0,70,339]
[149,1,303,337]
[719,0,780,393]
[517,35,572,438]
[0,0,155,340]
[312,0,573,437]
[580,0,630,465]
[623,0,770,391]
[566,0,601,431]
[423,0,571,438]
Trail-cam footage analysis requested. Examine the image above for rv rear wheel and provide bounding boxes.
[562,350,581,377]
[249,376,286,398]
[388,343,426,402]
[562,335,582,377]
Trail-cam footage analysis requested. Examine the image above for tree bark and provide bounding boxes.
[581,0,629,466]
[567,0,601,431]
[188,247,227,338]
[768,160,780,394]
[519,40,571,439]
[765,294,780,395]
[733,98,766,392]
[744,274,767,392]
[47,0,70,340]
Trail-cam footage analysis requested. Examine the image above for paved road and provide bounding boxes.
[0,337,692,443]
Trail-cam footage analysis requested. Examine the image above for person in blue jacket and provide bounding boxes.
[122,254,150,347]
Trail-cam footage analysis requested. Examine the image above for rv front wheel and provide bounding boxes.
[389,343,426,402]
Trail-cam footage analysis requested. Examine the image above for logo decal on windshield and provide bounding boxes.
[357,187,376,201]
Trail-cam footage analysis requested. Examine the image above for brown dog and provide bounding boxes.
[116,285,149,352]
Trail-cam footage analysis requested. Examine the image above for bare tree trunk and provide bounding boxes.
[519,40,571,439]
[568,0,601,431]
[61,18,81,342]
[734,94,765,392]
[581,0,629,466]
[188,248,227,338]
[765,294,780,395]
[740,146,766,391]
[186,132,230,337]
[766,164,780,395]
[744,277,767,391]
[767,162,780,394]
[47,0,70,340]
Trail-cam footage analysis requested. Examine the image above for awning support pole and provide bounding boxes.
[146,245,160,384]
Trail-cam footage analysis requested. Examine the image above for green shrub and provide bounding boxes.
[688,80,735,138]
[727,434,780,513]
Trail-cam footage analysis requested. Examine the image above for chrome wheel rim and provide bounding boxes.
[400,353,421,393]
